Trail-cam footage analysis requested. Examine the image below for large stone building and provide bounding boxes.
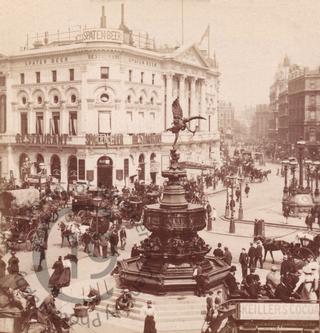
[268,56,291,142]
[217,100,234,147]
[250,104,271,142]
[0,6,220,188]
[288,66,320,152]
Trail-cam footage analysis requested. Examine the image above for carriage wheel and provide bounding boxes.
[27,229,36,241]
[77,210,86,219]
[293,247,315,261]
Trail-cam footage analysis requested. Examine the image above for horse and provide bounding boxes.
[254,236,290,263]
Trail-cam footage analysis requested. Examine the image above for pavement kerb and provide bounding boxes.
[219,216,320,232]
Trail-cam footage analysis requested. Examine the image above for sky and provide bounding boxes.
[1,0,320,113]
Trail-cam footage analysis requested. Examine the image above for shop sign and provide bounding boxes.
[150,161,160,173]
[116,169,123,181]
[81,29,123,43]
[132,133,161,145]
[85,134,123,146]
[239,302,319,321]
[15,133,69,145]
[86,170,94,182]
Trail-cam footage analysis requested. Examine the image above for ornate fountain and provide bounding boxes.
[118,98,229,294]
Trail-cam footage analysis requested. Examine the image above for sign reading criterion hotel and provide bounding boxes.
[81,29,123,43]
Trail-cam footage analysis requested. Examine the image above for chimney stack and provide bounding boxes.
[100,6,106,28]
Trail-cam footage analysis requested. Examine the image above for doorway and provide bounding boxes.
[97,156,113,188]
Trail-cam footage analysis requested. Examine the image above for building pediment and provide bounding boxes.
[172,44,209,68]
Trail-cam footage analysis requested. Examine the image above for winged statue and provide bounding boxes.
[166,97,206,148]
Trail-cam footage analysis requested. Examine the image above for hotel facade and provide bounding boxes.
[0,7,220,189]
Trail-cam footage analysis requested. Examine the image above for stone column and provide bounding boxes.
[44,103,51,134]
[165,73,173,129]
[179,75,186,112]
[200,79,206,131]
[189,77,196,131]
[5,72,14,135]
[28,105,36,134]
[60,102,69,134]
[79,65,88,135]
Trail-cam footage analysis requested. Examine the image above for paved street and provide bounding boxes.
[1,162,312,333]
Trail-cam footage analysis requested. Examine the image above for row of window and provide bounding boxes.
[21,69,74,84]
[20,67,156,85]
[20,93,77,107]
[19,109,158,136]
[20,112,77,136]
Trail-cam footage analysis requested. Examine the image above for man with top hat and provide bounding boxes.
[225,265,245,299]
[239,248,248,280]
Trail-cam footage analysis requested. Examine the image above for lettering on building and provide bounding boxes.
[132,133,161,145]
[15,133,69,145]
[24,57,69,66]
[82,29,123,43]
[128,57,158,68]
[85,133,123,146]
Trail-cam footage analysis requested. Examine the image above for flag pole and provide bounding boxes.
[208,24,210,58]
[181,0,184,45]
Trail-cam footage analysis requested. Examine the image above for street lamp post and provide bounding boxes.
[228,176,236,234]
[289,160,298,194]
[224,183,230,218]
[282,159,290,195]
[313,161,320,197]
[238,177,244,220]
[305,159,312,191]
[297,139,306,190]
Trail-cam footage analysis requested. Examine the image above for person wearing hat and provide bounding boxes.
[7,251,19,275]
[300,265,317,301]
[239,248,248,279]
[254,240,263,269]
[143,300,156,333]
[244,267,261,299]
[120,226,127,250]
[225,265,245,299]
[115,289,133,312]
[193,263,206,297]
[266,265,280,296]
[275,275,298,302]
[247,242,256,269]
[213,243,224,259]
[0,253,6,278]
[280,253,296,277]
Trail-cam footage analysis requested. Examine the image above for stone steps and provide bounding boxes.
[95,288,208,331]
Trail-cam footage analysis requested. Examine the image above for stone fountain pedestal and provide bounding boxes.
[118,149,229,294]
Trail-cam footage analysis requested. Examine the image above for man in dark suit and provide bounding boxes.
[213,243,224,258]
[239,248,248,279]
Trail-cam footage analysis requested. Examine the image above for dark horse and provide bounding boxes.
[254,236,290,263]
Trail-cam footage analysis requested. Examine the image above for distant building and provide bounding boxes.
[218,100,234,134]
[269,56,291,142]
[250,104,271,141]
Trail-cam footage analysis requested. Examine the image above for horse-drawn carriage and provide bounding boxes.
[255,231,320,264]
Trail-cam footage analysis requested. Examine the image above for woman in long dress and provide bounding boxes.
[48,256,63,289]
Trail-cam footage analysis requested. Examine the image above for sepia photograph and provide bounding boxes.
[1,0,320,332]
